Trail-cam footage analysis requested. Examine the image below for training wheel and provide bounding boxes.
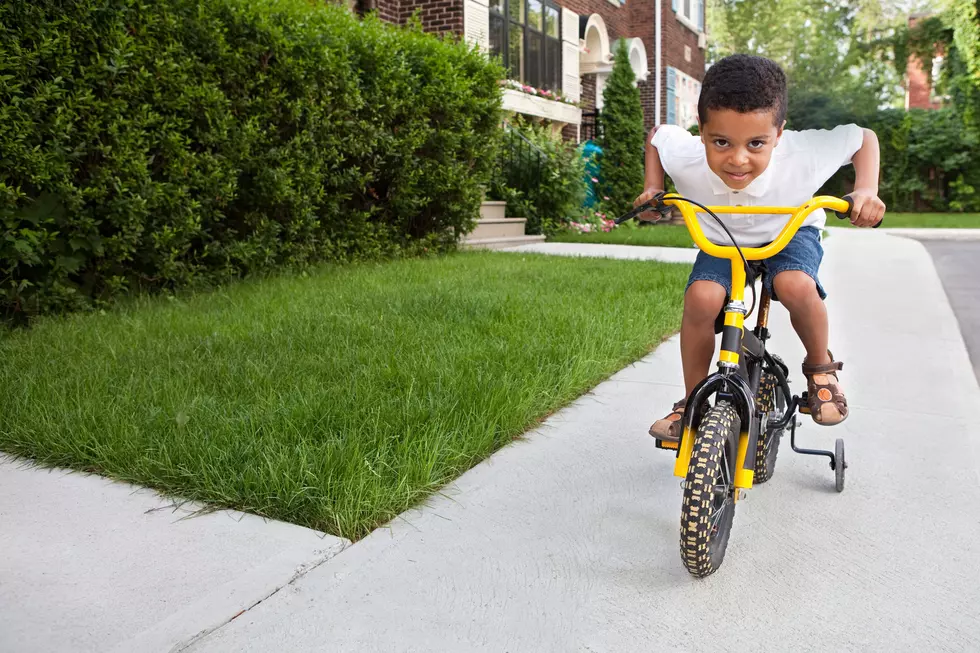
[834,438,846,493]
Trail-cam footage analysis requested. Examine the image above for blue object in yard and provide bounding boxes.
[582,140,602,209]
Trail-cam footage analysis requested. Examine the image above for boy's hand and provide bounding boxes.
[847,188,886,228]
[633,187,664,221]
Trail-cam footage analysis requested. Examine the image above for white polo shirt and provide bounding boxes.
[651,123,865,246]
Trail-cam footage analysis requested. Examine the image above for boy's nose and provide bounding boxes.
[731,149,749,166]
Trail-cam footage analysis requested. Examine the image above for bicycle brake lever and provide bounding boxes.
[615,192,670,225]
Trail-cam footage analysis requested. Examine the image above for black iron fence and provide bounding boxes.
[580,109,601,143]
[496,123,547,197]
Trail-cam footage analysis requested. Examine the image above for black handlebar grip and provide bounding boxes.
[834,195,853,220]
[835,195,884,228]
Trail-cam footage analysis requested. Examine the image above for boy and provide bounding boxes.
[639,54,885,442]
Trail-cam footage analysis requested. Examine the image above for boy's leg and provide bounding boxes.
[650,251,728,441]
[681,281,727,396]
[768,228,847,425]
[771,271,832,367]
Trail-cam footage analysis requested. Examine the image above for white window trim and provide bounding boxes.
[675,13,701,35]
[501,88,582,125]
[674,1,703,35]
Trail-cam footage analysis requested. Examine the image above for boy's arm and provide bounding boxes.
[643,125,666,193]
[848,128,886,228]
[634,125,666,219]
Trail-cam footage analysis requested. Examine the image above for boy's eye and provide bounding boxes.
[712,139,729,148]
[749,140,765,149]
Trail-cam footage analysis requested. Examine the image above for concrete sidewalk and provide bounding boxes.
[187,230,980,651]
[0,459,349,653]
[504,240,699,263]
[3,230,979,652]
[877,227,980,241]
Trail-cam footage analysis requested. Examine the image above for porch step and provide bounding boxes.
[479,201,508,221]
[468,217,530,240]
[462,235,547,250]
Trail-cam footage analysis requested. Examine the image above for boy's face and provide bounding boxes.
[698,108,785,191]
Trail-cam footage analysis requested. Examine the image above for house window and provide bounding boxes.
[665,66,701,129]
[929,55,945,104]
[672,0,705,32]
[489,0,562,92]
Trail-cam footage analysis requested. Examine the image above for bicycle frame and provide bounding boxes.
[662,195,851,490]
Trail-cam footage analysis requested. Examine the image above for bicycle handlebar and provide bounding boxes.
[618,193,883,261]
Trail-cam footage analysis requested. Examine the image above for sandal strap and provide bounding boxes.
[802,354,843,376]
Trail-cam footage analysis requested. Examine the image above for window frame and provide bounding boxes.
[489,0,563,93]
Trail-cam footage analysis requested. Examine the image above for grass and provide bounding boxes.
[548,223,695,248]
[0,251,689,540]
[831,212,980,229]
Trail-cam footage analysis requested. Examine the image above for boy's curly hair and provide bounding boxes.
[697,54,788,126]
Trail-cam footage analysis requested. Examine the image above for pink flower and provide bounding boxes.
[603,196,610,200]
[591,177,599,183]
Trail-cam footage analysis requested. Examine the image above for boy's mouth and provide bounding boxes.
[724,170,751,183]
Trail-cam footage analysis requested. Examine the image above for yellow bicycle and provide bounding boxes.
[616,193,878,578]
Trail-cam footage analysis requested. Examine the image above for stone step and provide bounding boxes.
[462,235,547,250]
[468,217,529,240]
[479,201,507,221]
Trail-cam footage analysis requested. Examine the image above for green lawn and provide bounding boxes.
[832,212,980,229]
[0,252,688,540]
[549,224,695,248]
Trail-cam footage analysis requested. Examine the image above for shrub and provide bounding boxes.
[0,0,503,320]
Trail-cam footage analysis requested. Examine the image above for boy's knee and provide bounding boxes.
[773,271,818,307]
[684,281,726,322]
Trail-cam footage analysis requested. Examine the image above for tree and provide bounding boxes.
[708,0,902,116]
[945,0,979,81]
[597,39,645,219]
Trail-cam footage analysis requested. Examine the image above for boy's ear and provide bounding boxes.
[776,120,786,138]
[697,118,704,143]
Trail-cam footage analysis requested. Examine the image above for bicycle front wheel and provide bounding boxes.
[679,402,740,578]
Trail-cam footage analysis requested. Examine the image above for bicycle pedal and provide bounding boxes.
[796,392,811,414]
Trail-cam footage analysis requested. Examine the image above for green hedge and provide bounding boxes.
[788,90,980,213]
[0,0,503,320]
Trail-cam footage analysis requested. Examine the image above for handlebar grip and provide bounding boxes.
[834,195,884,228]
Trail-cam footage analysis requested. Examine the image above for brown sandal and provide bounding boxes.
[802,351,849,426]
[649,399,688,442]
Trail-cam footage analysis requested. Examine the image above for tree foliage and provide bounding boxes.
[597,40,646,220]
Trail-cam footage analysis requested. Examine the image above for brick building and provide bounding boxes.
[353,0,707,140]
[904,13,945,111]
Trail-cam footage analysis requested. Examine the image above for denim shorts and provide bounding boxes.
[686,226,827,301]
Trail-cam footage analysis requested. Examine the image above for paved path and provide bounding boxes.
[504,241,699,263]
[0,458,348,653]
